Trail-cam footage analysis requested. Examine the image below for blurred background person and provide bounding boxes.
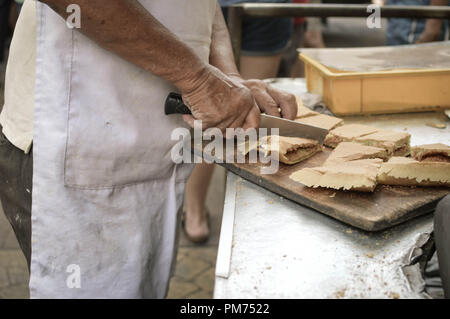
[222,0,293,78]
[386,0,449,45]
[279,0,325,78]
[183,0,293,243]
[304,0,326,48]
[278,0,308,78]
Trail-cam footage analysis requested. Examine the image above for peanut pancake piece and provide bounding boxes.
[259,135,322,165]
[295,114,343,131]
[411,143,450,163]
[324,142,389,166]
[377,157,450,187]
[355,130,411,156]
[324,124,378,148]
[295,96,319,119]
[290,159,383,192]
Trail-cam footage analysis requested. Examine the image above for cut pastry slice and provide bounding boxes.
[295,96,319,119]
[290,159,383,192]
[377,157,450,187]
[324,142,389,166]
[324,124,379,148]
[296,105,319,119]
[355,130,411,156]
[259,135,322,165]
[295,114,343,131]
[411,143,450,163]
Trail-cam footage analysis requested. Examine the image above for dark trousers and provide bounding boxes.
[0,126,32,268]
[0,0,12,62]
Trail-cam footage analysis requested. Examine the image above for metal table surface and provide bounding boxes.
[213,78,449,299]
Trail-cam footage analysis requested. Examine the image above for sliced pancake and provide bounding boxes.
[411,143,450,163]
[324,142,389,166]
[259,135,322,165]
[295,114,343,131]
[355,130,411,156]
[295,96,319,119]
[324,124,378,148]
[290,159,382,192]
[377,157,450,187]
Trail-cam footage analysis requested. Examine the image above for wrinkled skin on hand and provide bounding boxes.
[180,65,260,133]
[233,78,298,120]
[180,66,298,135]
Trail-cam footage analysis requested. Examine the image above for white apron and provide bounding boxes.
[30,0,216,298]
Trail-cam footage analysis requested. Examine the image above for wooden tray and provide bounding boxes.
[194,141,449,231]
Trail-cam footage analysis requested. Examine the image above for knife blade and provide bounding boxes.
[165,92,328,144]
[259,114,328,144]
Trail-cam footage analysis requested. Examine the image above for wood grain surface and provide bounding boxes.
[193,139,449,231]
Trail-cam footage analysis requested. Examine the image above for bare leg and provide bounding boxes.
[184,162,215,243]
[9,2,18,31]
[290,59,305,78]
[184,54,281,243]
[304,30,325,49]
[278,23,306,78]
[239,55,282,80]
[304,4,325,50]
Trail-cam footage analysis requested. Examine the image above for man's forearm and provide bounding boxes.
[39,0,207,91]
[209,4,240,76]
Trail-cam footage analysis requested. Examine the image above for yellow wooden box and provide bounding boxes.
[300,53,450,116]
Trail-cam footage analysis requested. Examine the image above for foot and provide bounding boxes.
[184,208,210,244]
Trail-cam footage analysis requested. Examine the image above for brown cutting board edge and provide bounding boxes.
[194,141,449,232]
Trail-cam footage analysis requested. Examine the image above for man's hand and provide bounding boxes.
[231,77,298,120]
[207,5,298,123]
[178,65,260,133]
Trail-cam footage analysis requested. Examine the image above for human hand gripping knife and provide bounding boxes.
[164,92,329,142]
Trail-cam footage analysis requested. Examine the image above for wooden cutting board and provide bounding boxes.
[193,140,449,232]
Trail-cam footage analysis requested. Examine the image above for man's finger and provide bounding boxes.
[267,87,297,120]
[224,113,248,138]
[183,114,218,131]
[242,105,260,131]
[223,103,256,139]
[252,88,281,118]
[218,117,240,136]
[182,114,196,128]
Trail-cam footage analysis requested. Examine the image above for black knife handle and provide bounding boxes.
[165,92,192,115]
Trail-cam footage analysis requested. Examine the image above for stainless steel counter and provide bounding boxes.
[213,78,449,299]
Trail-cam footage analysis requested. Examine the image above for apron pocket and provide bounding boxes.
[63,32,182,189]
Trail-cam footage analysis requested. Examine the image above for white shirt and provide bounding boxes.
[0,0,36,154]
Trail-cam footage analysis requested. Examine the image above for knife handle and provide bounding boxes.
[165,92,192,115]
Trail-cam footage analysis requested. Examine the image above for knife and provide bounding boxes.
[165,92,328,144]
